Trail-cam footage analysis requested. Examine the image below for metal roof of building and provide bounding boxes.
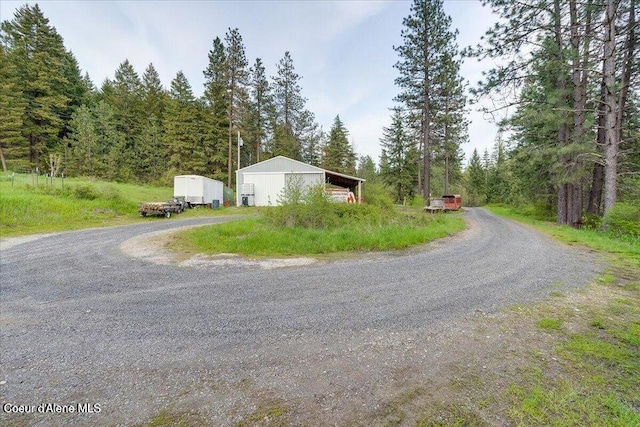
[237,156,365,183]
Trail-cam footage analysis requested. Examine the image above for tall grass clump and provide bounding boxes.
[604,202,640,238]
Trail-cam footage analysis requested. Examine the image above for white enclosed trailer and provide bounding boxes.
[173,175,224,206]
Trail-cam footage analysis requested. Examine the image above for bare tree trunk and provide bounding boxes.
[588,162,604,214]
[568,0,593,227]
[588,69,608,215]
[617,0,635,144]
[422,93,431,200]
[444,100,450,195]
[554,0,571,225]
[0,145,7,173]
[602,0,619,217]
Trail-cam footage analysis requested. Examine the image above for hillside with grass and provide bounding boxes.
[0,174,238,237]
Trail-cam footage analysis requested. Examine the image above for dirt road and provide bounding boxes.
[0,209,599,426]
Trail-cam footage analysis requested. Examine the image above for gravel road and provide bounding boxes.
[0,209,600,426]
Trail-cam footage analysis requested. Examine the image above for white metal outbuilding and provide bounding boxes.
[235,156,365,206]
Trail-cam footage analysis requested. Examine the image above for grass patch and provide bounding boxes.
[0,173,246,237]
[236,401,290,427]
[138,409,208,427]
[177,211,465,256]
[536,318,564,331]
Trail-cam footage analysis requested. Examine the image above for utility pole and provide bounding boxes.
[237,130,243,171]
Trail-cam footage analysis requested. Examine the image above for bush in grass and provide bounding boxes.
[408,195,426,208]
[604,202,640,237]
[362,183,394,209]
[519,201,554,221]
[100,186,124,202]
[264,179,396,229]
[71,184,99,200]
[582,212,602,230]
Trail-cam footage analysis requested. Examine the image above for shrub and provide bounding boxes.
[519,202,554,221]
[582,212,602,230]
[362,183,394,209]
[408,195,426,208]
[71,184,99,200]
[604,202,640,237]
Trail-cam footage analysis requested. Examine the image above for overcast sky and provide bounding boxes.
[1,0,502,165]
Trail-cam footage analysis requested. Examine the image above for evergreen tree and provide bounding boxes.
[356,155,378,183]
[60,50,88,136]
[485,134,513,204]
[92,100,126,180]
[465,148,487,206]
[394,0,461,199]
[103,60,145,177]
[202,37,229,181]
[300,122,325,167]
[1,4,72,169]
[379,109,418,203]
[165,71,204,175]
[81,72,98,106]
[138,63,168,182]
[224,28,249,186]
[431,49,467,195]
[0,43,24,171]
[271,51,306,159]
[322,115,356,175]
[141,63,166,121]
[65,104,97,176]
[296,109,323,165]
[245,57,272,164]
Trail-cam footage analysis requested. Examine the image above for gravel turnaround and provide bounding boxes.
[0,209,600,426]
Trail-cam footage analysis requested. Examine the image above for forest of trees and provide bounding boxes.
[380,0,638,227]
[0,4,358,187]
[1,1,638,226]
[464,0,639,225]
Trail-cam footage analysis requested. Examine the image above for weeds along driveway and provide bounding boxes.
[0,209,600,426]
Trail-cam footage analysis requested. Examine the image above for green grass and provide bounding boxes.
[477,204,640,426]
[0,173,245,237]
[507,294,640,427]
[536,318,564,331]
[176,212,465,256]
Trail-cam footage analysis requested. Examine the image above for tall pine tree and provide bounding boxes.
[202,37,229,182]
[224,28,249,186]
[322,115,356,175]
[394,0,461,199]
[1,4,72,169]
[379,109,418,203]
[271,51,307,159]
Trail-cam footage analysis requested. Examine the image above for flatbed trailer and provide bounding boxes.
[138,200,184,218]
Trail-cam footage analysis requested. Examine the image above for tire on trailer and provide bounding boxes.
[141,212,147,217]
[165,210,171,218]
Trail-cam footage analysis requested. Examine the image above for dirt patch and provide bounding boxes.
[119,225,319,270]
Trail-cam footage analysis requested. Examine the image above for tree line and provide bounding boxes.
[376,0,638,226]
[0,4,358,186]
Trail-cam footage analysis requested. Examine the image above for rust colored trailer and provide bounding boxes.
[442,195,462,211]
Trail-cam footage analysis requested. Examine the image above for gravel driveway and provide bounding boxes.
[0,209,600,426]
